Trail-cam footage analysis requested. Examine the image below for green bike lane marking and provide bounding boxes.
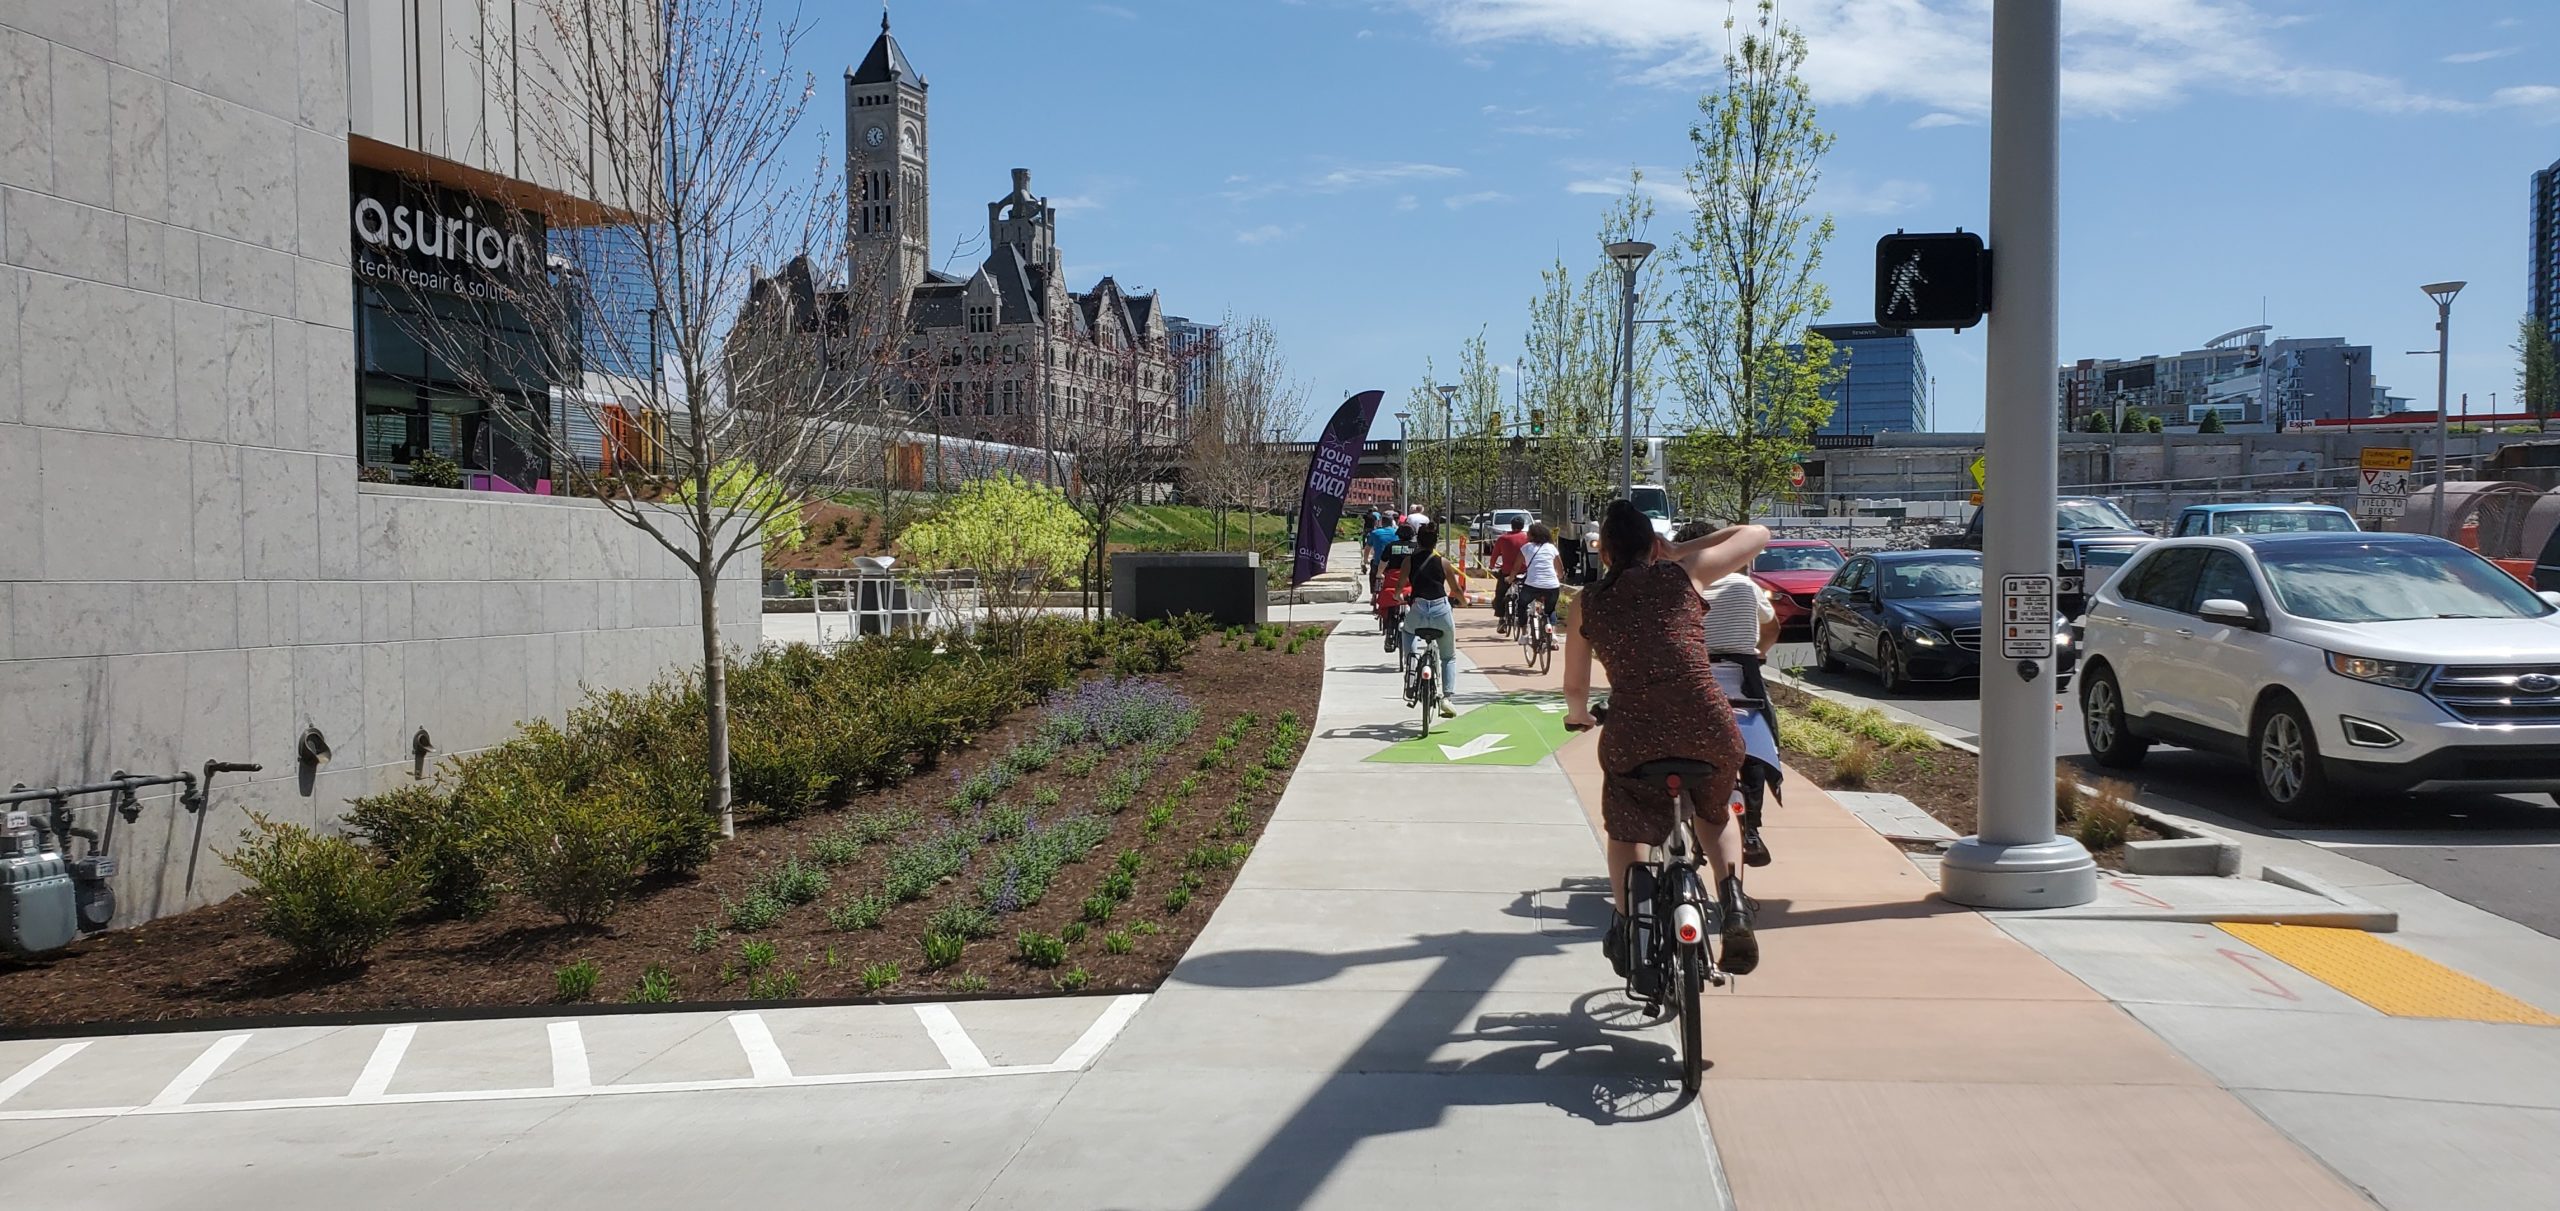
[1363,691,1578,766]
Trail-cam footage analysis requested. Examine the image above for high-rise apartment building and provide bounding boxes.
[2533,160,2560,347]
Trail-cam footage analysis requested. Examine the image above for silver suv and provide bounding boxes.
[2075,532,2560,818]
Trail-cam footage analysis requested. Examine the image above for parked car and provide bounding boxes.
[1810,549,2077,693]
[1750,539,1846,635]
[2171,503,2359,537]
[1472,508,1537,543]
[2076,532,2560,818]
[1930,495,2152,617]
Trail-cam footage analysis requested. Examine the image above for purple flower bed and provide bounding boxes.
[1037,678,1201,751]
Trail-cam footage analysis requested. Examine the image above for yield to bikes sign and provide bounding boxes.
[1364,692,1579,766]
[2357,447,2413,521]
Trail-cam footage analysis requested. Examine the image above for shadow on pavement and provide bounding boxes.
[1178,888,1695,1210]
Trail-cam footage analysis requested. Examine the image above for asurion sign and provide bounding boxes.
[349,167,545,300]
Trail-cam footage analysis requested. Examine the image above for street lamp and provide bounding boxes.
[1394,409,1412,514]
[2422,281,2465,530]
[1436,383,1461,529]
[1605,240,1654,500]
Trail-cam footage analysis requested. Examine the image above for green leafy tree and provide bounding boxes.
[673,458,806,554]
[897,473,1091,625]
[2196,409,2225,434]
[1664,0,1842,523]
[2517,315,2558,432]
[2083,409,2115,433]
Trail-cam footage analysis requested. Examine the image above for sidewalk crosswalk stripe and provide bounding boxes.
[1054,995,1148,1068]
[350,1024,415,1098]
[547,1021,592,1090]
[149,1033,249,1107]
[2219,923,2560,1026]
[727,1014,794,1081]
[0,1042,87,1107]
[913,1003,990,1071]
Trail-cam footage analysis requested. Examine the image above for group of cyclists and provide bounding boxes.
[1357,500,1782,982]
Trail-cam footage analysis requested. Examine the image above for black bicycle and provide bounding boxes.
[1514,590,1557,675]
[1406,625,1443,735]
[1567,705,1726,1094]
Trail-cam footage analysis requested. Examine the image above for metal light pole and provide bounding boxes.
[1394,409,1412,515]
[1940,0,2094,910]
[2423,281,2465,530]
[1606,240,1654,500]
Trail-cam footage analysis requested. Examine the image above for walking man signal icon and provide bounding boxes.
[1872,231,1990,331]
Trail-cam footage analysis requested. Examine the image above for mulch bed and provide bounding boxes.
[1767,683,2161,871]
[0,636,1323,1031]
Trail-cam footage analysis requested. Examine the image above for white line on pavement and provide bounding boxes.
[913,1003,990,1071]
[349,1024,414,1098]
[727,1014,793,1081]
[0,1042,88,1107]
[0,994,1153,1123]
[547,1021,590,1091]
[148,1034,249,1107]
[1052,994,1147,1069]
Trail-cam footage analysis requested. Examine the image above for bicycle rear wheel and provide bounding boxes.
[1418,671,1434,735]
[1536,623,1554,674]
[1678,942,1706,1093]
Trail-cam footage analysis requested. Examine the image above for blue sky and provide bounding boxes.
[801,0,2560,434]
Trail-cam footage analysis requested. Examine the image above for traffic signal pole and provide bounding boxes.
[1939,0,2096,909]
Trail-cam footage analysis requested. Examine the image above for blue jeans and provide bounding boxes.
[1401,596,1457,696]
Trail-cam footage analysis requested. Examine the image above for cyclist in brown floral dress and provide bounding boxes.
[1563,499,1770,973]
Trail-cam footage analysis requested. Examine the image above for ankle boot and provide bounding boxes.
[1718,875,1759,975]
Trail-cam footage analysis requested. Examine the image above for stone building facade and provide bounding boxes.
[786,16,1179,453]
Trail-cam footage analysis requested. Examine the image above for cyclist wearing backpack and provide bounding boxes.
[1373,523,1416,644]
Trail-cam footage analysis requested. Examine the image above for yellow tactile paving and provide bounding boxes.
[2219,923,2560,1027]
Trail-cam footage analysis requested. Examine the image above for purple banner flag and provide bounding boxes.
[1291,390,1384,586]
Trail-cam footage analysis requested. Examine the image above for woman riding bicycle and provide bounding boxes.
[1400,521,1468,718]
[1562,500,1770,975]
[1373,522,1416,641]
[1512,521,1565,636]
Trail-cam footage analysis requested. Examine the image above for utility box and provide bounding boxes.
[1111,553,1267,627]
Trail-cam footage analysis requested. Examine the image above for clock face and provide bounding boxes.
[865,125,885,148]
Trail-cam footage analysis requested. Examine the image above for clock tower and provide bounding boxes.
[847,11,928,311]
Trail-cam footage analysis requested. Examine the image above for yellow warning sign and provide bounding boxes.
[2359,447,2413,473]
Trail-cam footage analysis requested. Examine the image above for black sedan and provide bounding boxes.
[1808,550,2077,693]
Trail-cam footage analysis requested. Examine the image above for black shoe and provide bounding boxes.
[1743,828,1772,868]
[1603,911,1634,979]
[1718,875,1759,975]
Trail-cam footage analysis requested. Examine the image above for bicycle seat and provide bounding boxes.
[1412,626,1445,640]
[1620,758,1720,787]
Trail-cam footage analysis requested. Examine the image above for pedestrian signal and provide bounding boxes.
[1875,230,1990,331]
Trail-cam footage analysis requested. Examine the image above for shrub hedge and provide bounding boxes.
[237,616,1206,963]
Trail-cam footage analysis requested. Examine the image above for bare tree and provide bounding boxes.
[374,0,902,836]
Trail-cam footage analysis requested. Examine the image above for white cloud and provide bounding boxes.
[1357,27,1376,38]
[1395,194,1420,211]
[1226,163,1468,202]
[1500,123,1582,137]
[1399,0,2473,120]
[1566,168,1693,208]
[1445,189,1512,208]
[1089,3,1136,19]
[2444,47,2522,64]
[1821,175,1932,215]
[1048,194,1103,213]
[2491,84,2560,120]
[1236,223,1299,245]
[1909,111,1972,129]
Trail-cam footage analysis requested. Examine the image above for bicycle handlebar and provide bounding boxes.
[1564,704,1608,732]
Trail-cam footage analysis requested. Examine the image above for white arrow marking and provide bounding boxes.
[1438,733,1513,761]
[1532,703,1565,713]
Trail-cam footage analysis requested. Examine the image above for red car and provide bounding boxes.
[1750,539,1847,635]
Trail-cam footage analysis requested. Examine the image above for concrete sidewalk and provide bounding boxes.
[962,601,1727,1208]
[1444,604,2372,1210]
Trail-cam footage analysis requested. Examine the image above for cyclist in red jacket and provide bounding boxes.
[1486,518,1531,637]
